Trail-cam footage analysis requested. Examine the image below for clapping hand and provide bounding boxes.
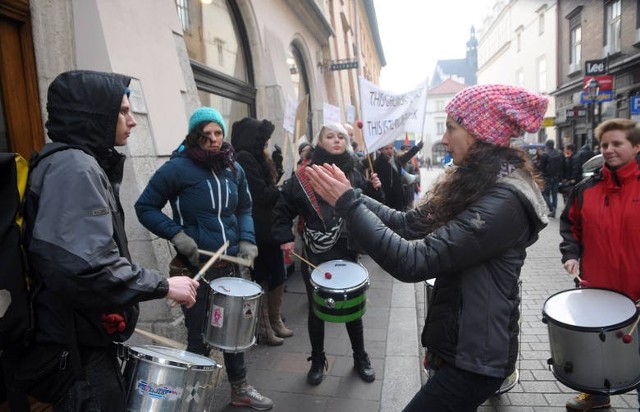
[305,163,352,206]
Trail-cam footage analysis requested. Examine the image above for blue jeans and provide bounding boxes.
[182,267,247,383]
[403,363,503,412]
[542,177,560,213]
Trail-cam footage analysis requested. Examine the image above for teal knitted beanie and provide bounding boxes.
[188,107,226,137]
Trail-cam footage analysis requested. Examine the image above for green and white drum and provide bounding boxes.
[310,260,370,323]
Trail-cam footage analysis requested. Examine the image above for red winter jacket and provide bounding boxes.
[560,157,640,300]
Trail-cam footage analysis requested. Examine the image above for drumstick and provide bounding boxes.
[290,250,333,279]
[198,249,253,268]
[134,327,186,350]
[572,274,589,288]
[622,315,640,344]
[171,241,229,308]
[194,241,229,282]
[289,250,318,271]
[356,120,375,175]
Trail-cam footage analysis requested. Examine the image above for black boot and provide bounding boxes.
[306,353,328,385]
[353,352,375,382]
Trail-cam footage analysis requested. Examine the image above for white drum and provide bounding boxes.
[204,277,262,353]
[543,288,640,394]
[309,260,370,323]
[122,345,221,412]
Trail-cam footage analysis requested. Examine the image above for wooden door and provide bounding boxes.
[0,0,44,158]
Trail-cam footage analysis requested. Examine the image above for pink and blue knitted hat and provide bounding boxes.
[445,84,549,147]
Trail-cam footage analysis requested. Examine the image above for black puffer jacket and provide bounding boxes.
[231,117,280,246]
[272,149,384,264]
[334,169,547,378]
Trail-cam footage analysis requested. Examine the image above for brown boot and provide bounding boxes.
[268,284,294,338]
[258,286,283,346]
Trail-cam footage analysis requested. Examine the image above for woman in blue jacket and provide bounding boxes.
[135,107,273,411]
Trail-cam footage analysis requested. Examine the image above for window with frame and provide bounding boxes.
[516,69,524,87]
[538,11,545,35]
[436,121,445,135]
[175,0,190,33]
[569,14,581,71]
[537,57,546,93]
[436,100,444,112]
[605,0,621,54]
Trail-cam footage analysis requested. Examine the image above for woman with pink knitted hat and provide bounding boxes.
[305,84,549,410]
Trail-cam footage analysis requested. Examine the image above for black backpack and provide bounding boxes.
[0,153,35,350]
[0,145,70,350]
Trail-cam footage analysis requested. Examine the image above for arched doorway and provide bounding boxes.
[287,43,313,141]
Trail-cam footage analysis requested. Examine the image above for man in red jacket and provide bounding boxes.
[560,118,640,411]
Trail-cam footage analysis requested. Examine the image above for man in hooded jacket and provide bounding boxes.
[3,70,198,411]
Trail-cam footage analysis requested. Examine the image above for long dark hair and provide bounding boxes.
[416,141,542,233]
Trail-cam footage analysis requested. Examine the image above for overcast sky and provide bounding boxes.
[373,0,496,93]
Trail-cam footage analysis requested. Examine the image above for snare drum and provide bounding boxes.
[122,345,221,412]
[542,288,640,395]
[310,260,369,323]
[204,277,262,353]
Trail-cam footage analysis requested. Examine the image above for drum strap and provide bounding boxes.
[295,167,322,221]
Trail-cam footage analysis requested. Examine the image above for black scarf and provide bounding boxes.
[311,146,354,176]
[185,142,237,177]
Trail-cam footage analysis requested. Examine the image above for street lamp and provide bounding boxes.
[585,78,600,148]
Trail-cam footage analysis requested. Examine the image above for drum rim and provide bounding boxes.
[542,287,638,331]
[128,345,219,371]
[309,259,370,292]
[311,278,370,296]
[209,276,263,297]
[550,365,640,396]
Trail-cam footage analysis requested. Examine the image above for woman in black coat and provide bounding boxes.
[272,122,384,386]
[231,117,293,346]
[306,85,550,411]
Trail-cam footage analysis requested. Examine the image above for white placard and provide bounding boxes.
[284,95,297,135]
[358,76,428,152]
[323,102,342,125]
[347,105,356,124]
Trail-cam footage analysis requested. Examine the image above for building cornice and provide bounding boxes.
[284,0,335,45]
[362,0,386,66]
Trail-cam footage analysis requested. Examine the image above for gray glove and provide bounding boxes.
[238,241,258,262]
[171,231,199,267]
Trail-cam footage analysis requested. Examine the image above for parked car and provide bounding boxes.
[582,154,603,179]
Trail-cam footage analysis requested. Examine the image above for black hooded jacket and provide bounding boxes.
[231,117,280,245]
[24,71,169,349]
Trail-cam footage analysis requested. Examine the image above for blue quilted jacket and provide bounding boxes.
[135,150,255,259]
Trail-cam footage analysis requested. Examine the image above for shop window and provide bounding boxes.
[179,0,255,122]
